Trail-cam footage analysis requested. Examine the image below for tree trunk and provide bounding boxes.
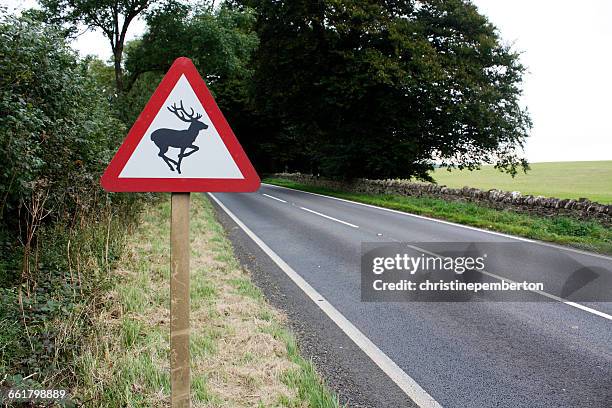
[113,46,124,93]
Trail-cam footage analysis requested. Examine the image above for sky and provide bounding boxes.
[3,0,611,163]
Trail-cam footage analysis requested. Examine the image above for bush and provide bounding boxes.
[0,11,130,281]
[0,11,145,391]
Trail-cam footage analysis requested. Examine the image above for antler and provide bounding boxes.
[167,100,203,122]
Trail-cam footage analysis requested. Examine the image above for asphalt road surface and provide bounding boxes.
[209,184,612,408]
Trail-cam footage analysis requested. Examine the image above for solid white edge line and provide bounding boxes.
[299,206,360,228]
[263,183,612,262]
[209,193,442,408]
[403,244,612,321]
[262,193,287,203]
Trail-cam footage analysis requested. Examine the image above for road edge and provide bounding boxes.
[209,193,442,408]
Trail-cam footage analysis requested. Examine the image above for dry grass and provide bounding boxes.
[75,194,339,407]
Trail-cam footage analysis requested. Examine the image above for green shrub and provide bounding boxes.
[0,11,131,275]
[0,10,146,392]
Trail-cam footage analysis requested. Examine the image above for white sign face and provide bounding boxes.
[119,75,244,179]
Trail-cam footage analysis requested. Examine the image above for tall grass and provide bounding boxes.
[0,196,144,394]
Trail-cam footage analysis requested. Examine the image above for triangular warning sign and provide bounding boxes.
[101,57,260,192]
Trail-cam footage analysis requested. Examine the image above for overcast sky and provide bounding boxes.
[3,0,611,163]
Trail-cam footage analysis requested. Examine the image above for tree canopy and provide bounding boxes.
[37,0,531,181]
[121,1,260,143]
[243,0,531,179]
[39,0,158,92]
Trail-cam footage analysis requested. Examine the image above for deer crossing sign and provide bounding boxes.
[101,57,260,192]
[151,100,209,174]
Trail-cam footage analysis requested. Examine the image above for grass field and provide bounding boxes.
[431,161,612,204]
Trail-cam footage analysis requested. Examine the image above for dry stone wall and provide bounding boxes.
[273,173,611,224]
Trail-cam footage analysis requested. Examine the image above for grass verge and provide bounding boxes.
[264,178,612,255]
[76,194,341,407]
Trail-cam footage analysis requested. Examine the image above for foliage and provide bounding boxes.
[245,0,531,180]
[0,11,145,389]
[0,12,126,265]
[0,203,139,391]
[126,1,257,88]
[120,1,259,126]
[86,56,117,97]
[121,1,531,180]
[39,0,159,91]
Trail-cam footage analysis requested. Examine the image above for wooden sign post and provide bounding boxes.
[100,57,260,407]
[170,192,191,407]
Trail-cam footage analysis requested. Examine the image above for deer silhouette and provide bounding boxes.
[151,100,208,174]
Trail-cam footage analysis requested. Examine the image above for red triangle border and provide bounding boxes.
[100,57,260,192]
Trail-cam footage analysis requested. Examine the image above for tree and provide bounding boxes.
[125,1,258,92]
[121,1,260,152]
[39,0,158,92]
[244,0,531,180]
[87,56,117,96]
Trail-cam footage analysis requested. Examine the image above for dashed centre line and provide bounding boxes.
[262,193,287,203]
[261,192,359,229]
[259,186,612,321]
[299,206,359,228]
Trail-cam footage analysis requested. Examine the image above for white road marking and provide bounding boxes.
[262,193,287,203]
[299,206,359,228]
[480,270,612,321]
[263,183,612,262]
[209,193,442,408]
[404,244,612,322]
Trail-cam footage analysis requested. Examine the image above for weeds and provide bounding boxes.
[0,196,143,397]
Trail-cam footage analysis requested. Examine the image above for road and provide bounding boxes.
[209,184,612,408]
